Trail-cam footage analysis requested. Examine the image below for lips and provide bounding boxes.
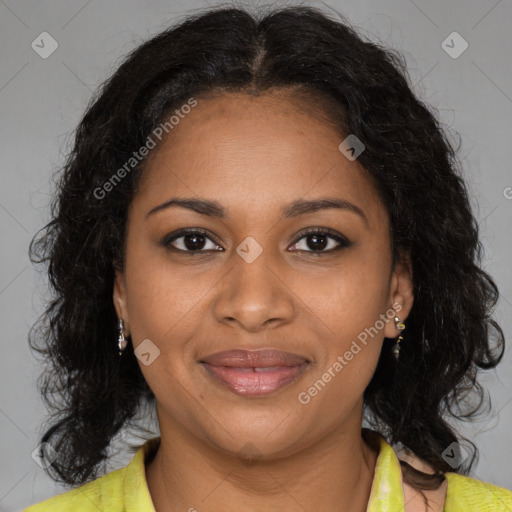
[199,349,310,397]
[201,349,309,368]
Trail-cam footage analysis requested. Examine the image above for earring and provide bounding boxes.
[118,318,128,356]
[393,317,405,361]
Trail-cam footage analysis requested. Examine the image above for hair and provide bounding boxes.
[29,2,505,504]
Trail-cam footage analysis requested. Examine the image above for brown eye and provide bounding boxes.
[289,228,352,253]
[162,229,223,253]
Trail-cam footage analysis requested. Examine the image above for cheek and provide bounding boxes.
[123,238,207,343]
[294,250,391,342]
[293,251,389,400]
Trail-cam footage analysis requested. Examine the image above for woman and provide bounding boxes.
[24,4,511,511]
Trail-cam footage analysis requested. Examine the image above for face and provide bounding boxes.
[113,90,413,459]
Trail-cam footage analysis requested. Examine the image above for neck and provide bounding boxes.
[146,411,379,512]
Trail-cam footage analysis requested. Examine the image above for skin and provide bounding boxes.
[113,90,414,512]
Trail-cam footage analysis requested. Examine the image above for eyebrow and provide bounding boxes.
[146,196,368,224]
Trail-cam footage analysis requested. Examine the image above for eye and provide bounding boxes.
[288,228,352,254]
[162,229,223,253]
[162,227,352,255]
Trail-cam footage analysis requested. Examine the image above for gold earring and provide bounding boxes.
[393,317,405,361]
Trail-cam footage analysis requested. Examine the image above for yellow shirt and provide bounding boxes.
[23,433,512,511]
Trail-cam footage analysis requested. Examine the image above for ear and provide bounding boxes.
[384,250,414,339]
[113,269,130,337]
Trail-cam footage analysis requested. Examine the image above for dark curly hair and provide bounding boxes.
[28,2,505,498]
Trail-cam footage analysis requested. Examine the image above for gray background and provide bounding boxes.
[1,0,511,510]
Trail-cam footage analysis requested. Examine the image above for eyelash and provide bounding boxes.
[161,227,352,255]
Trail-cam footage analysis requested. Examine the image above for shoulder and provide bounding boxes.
[22,438,159,512]
[22,465,127,512]
[395,442,512,512]
[444,472,512,511]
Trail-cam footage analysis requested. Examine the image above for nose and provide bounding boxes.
[212,251,295,332]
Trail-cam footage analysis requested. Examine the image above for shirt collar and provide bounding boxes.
[365,430,406,512]
[123,436,160,511]
[122,431,406,512]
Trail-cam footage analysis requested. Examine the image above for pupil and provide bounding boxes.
[181,233,329,251]
[308,234,327,251]
[184,234,206,251]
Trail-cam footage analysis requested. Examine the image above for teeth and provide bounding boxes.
[253,367,285,372]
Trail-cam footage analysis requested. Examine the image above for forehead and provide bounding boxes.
[133,91,385,226]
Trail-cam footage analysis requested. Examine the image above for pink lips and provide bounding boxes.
[200,349,310,397]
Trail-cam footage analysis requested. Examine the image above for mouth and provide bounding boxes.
[199,348,310,397]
